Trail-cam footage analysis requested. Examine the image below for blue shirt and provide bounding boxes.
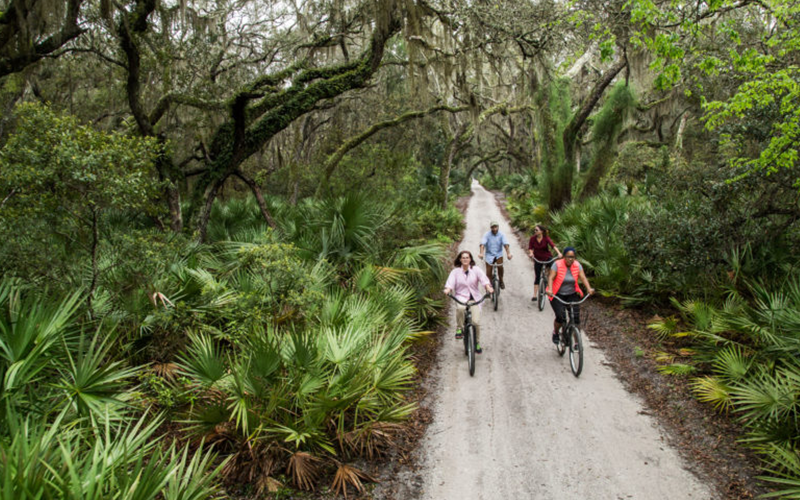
[481,230,509,262]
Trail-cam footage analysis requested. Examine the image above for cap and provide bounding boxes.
[490,221,499,227]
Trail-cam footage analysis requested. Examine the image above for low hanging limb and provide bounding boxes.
[316,103,470,195]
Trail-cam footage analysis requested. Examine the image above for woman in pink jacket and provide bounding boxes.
[443,250,494,353]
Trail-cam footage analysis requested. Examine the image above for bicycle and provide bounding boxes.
[532,257,557,311]
[448,293,490,376]
[550,294,591,377]
[484,258,503,311]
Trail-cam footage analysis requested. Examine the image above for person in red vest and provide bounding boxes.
[546,247,595,344]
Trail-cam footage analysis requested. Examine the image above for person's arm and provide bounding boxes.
[528,237,534,258]
[504,244,513,260]
[478,267,494,294]
[443,270,455,295]
[546,267,557,296]
[578,267,595,295]
[548,238,562,258]
[479,243,485,260]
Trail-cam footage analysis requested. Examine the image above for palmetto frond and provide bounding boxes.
[691,376,732,412]
[177,333,227,389]
[712,345,752,383]
[730,368,797,424]
[331,462,376,498]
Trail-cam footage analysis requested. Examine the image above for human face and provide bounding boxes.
[534,227,542,235]
[460,253,471,268]
[491,225,499,234]
[564,252,576,263]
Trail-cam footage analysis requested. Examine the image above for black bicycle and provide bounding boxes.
[485,259,503,311]
[448,293,490,376]
[550,294,591,377]
[532,257,557,311]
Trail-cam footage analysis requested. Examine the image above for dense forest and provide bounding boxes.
[0,0,798,497]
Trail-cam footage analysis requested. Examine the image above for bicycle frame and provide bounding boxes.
[551,293,591,377]
[448,293,490,376]
[533,257,556,311]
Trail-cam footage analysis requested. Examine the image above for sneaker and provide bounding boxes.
[552,331,560,344]
[531,296,537,301]
[499,281,505,289]
[455,328,463,339]
[475,343,483,354]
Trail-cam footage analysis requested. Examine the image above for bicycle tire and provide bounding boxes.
[555,326,566,357]
[568,325,584,377]
[467,324,476,376]
[537,275,546,311]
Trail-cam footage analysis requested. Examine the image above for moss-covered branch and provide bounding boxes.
[0,0,85,77]
[316,104,469,195]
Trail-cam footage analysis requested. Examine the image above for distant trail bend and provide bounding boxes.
[416,180,713,500]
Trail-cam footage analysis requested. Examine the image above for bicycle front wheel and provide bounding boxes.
[568,325,584,377]
[492,278,499,311]
[467,324,476,376]
[537,276,546,311]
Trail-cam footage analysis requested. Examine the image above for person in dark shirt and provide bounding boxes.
[527,224,561,301]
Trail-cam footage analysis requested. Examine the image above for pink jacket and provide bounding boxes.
[445,266,490,303]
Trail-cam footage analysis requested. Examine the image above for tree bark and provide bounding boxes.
[550,57,627,211]
[234,171,277,229]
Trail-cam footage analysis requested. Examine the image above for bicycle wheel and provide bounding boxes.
[467,324,476,376]
[537,276,546,311]
[568,325,584,377]
[555,326,566,357]
[492,277,499,311]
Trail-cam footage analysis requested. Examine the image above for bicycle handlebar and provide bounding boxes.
[479,256,504,267]
[447,293,492,307]
[549,293,592,305]
[532,257,557,264]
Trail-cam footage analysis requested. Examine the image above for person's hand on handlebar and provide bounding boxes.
[486,285,494,294]
[587,287,595,295]
[443,287,452,296]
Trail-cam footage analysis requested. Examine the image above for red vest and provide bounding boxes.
[549,259,583,300]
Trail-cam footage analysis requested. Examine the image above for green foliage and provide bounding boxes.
[663,277,800,494]
[0,103,162,287]
[0,279,221,498]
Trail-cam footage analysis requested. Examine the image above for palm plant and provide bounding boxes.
[659,277,800,496]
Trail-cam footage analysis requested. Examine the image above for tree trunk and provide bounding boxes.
[235,171,277,228]
[196,177,226,242]
[440,121,470,209]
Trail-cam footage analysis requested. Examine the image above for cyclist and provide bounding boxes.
[443,250,494,354]
[546,247,594,344]
[479,221,512,289]
[527,224,562,301]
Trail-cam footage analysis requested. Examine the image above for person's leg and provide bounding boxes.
[472,304,483,352]
[455,303,466,338]
[496,256,504,286]
[533,262,542,298]
[550,299,566,343]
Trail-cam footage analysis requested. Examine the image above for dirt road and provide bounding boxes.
[417,181,713,499]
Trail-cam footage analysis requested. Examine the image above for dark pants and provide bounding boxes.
[486,256,504,283]
[551,292,581,325]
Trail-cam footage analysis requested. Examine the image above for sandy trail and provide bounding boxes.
[417,180,712,500]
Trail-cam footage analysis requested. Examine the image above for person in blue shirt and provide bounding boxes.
[478,221,513,289]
